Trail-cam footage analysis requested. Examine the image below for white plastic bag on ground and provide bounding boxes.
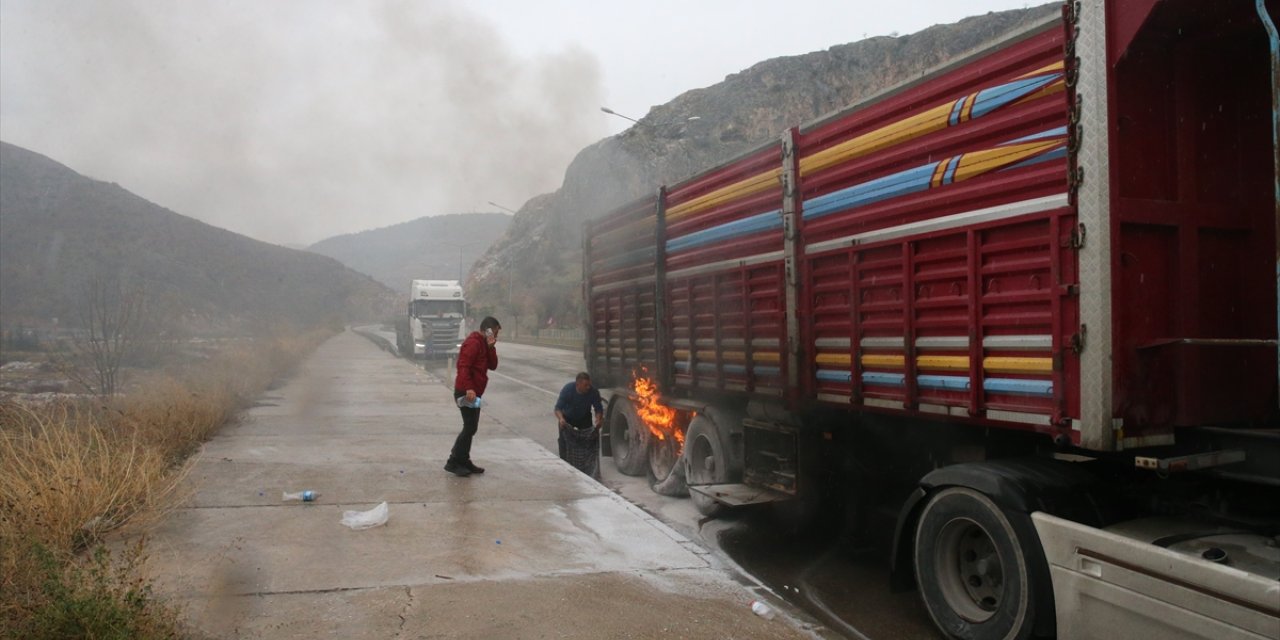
[340,501,388,530]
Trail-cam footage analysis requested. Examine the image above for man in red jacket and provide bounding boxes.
[446,316,501,477]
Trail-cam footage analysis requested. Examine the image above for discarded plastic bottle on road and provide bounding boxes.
[456,395,483,409]
[750,601,775,620]
[282,490,317,502]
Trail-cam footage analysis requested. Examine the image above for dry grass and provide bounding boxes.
[0,330,329,637]
[0,403,184,554]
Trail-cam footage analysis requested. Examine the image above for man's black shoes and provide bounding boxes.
[443,460,472,477]
[444,459,484,476]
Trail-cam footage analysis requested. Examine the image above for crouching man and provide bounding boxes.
[554,372,603,477]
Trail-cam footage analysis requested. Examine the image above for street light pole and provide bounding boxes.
[454,239,489,283]
[601,106,700,130]
[487,201,518,215]
[426,240,487,283]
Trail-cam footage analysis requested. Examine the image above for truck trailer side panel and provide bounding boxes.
[597,22,1083,438]
[586,0,1279,449]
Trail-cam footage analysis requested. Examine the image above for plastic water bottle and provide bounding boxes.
[456,395,483,409]
[282,490,317,502]
[750,600,775,620]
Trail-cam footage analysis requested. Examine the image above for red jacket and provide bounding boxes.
[454,331,498,395]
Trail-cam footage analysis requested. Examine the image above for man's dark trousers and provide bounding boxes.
[451,390,480,463]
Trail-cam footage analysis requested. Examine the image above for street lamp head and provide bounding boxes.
[600,106,640,124]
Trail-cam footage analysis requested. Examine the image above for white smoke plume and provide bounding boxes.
[0,0,607,245]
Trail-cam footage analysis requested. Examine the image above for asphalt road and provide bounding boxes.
[421,339,942,640]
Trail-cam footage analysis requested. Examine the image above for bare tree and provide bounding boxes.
[60,275,149,396]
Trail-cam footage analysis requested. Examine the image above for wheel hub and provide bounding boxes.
[937,518,1003,623]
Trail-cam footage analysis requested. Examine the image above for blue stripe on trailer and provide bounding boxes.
[918,375,971,391]
[941,155,962,185]
[983,378,1053,396]
[948,95,967,126]
[1002,145,1067,172]
[666,209,782,253]
[970,74,1061,120]
[862,372,906,387]
[803,163,938,221]
[816,369,853,383]
[1006,125,1069,144]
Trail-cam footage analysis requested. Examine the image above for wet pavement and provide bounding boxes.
[139,329,821,639]
[426,339,943,640]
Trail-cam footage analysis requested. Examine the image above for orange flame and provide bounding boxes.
[632,372,684,454]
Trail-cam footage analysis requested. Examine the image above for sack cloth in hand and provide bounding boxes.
[562,425,601,480]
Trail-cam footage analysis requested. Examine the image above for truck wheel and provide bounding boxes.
[647,429,689,496]
[913,488,1047,640]
[684,415,731,516]
[607,398,649,476]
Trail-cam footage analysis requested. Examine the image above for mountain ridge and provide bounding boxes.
[306,212,511,293]
[0,141,398,332]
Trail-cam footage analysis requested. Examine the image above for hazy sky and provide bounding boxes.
[0,0,1039,246]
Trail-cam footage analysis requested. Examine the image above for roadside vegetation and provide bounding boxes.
[0,330,329,638]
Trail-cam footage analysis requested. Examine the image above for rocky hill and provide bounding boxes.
[307,213,511,294]
[0,141,398,334]
[467,4,1060,331]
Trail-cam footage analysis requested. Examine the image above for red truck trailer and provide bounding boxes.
[584,1,1279,638]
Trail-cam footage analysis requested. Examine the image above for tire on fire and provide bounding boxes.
[682,409,742,517]
[913,487,1050,640]
[647,428,688,497]
[606,396,649,476]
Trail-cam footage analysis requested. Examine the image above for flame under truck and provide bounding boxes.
[584,2,1280,638]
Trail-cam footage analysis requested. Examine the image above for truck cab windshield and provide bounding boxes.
[412,300,464,317]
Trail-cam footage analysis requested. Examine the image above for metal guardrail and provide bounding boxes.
[353,323,583,354]
[504,329,584,351]
[351,325,399,355]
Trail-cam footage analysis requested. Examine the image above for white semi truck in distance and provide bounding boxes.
[399,279,466,359]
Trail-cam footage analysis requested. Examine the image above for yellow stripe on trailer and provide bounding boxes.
[960,92,978,122]
[983,357,1053,374]
[861,354,906,369]
[1012,79,1065,107]
[816,353,852,367]
[799,102,954,176]
[930,158,952,189]
[676,350,782,363]
[665,170,782,222]
[916,355,970,371]
[1024,61,1065,77]
[952,140,1062,183]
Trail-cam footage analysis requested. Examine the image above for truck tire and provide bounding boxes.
[647,429,689,497]
[684,414,731,516]
[913,487,1048,640]
[607,397,649,476]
